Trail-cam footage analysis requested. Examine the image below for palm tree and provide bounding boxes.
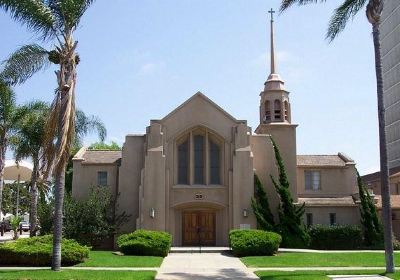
[10,102,106,238]
[280,0,393,273]
[0,80,27,222]
[9,101,48,237]
[0,0,97,270]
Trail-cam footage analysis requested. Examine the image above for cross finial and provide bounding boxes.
[268,8,275,22]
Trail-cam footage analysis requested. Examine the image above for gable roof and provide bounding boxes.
[74,148,122,165]
[161,92,244,123]
[297,153,355,167]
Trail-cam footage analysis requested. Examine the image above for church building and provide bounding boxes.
[72,12,360,246]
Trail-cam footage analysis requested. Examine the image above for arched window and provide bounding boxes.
[284,101,289,121]
[209,139,220,184]
[177,138,189,184]
[264,100,271,122]
[274,99,281,121]
[176,129,222,186]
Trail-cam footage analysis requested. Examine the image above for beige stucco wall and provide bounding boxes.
[72,161,118,200]
[304,206,360,226]
[297,165,357,197]
[117,135,145,233]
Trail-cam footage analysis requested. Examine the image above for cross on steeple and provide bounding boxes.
[268,8,276,74]
[268,8,275,22]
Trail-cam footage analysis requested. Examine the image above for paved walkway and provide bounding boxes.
[251,267,399,272]
[155,253,258,280]
[328,276,391,280]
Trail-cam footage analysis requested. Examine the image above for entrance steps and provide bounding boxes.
[170,246,231,253]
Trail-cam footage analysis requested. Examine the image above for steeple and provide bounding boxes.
[258,9,291,125]
[264,8,286,92]
[269,8,276,74]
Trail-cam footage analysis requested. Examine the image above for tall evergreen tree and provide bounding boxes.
[357,170,383,246]
[270,138,309,248]
[251,173,275,231]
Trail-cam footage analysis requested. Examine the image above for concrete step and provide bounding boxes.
[170,247,231,253]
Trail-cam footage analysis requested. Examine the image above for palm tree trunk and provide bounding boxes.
[29,159,39,237]
[0,136,7,219]
[372,22,395,273]
[51,35,77,271]
[51,167,65,271]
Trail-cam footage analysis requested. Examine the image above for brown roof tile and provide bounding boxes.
[80,150,122,164]
[298,196,356,207]
[297,154,354,167]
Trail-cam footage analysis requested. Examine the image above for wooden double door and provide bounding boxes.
[182,211,216,246]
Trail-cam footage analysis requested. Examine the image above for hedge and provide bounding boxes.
[308,225,362,250]
[117,230,172,257]
[229,229,282,257]
[0,235,90,266]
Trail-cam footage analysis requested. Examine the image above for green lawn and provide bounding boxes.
[0,270,156,280]
[242,252,400,268]
[256,270,398,280]
[76,251,163,267]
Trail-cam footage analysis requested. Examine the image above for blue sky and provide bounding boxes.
[1,0,379,175]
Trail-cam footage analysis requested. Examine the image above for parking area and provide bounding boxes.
[0,231,30,242]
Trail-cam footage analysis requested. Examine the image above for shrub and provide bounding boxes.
[0,235,89,266]
[229,229,282,257]
[308,225,362,250]
[117,230,172,257]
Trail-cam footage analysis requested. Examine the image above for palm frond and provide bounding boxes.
[0,0,56,40]
[0,44,50,86]
[48,0,95,31]
[280,0,327,12]
[0,81,16,128]
[75,109,106,147]
[327,0,367,41]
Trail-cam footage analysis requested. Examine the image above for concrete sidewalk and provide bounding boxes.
[155,253,258,280]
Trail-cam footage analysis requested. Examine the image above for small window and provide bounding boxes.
[329,213,336,226]
[306,213,313,228]
[284,101,289,121]
[265,100,271,122]
[396,183,400,195]
[305,171,321,190]
[97,171,108,186]
[274,99,281,121]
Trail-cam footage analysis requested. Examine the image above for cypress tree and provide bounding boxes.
[270,138,310,248]
[251,173,275,231]
[357,170,383,246]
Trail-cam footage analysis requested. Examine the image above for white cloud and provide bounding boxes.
[138,61,166,76]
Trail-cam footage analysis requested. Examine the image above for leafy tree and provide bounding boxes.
[357,170,383,246]
[280,0,393,272]
[41,187,129,247]
[88,141,121,151]
[270,138,309,248]
[2,182,30,215]
[0,0,97,270]
[251,173,275,231]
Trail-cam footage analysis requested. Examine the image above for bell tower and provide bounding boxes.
[258,8,291,126]
[255,9,298,201]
